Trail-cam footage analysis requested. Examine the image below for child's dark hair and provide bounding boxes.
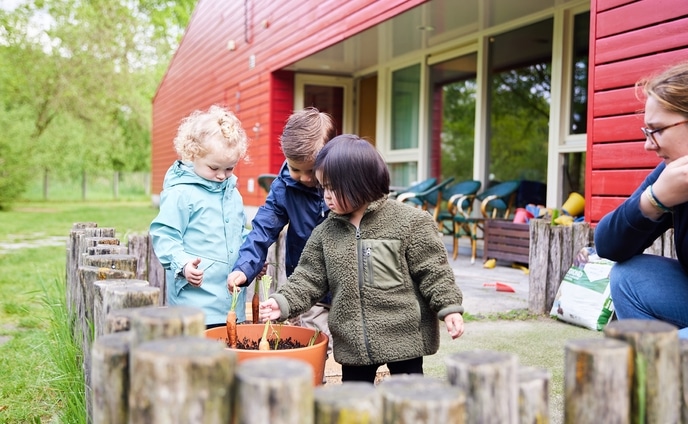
[315,134,390,211]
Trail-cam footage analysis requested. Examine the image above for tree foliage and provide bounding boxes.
[441,63,550,185]
[0,0,196,208]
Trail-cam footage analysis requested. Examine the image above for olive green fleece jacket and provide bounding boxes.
[270,196,464,367]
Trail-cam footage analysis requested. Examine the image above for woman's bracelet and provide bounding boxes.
[644,185,673,213]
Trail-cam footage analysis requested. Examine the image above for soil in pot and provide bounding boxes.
[205,323,329,386]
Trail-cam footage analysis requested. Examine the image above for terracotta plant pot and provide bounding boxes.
[205,324,329,386]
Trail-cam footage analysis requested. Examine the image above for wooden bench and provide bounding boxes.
[483,219,530,265]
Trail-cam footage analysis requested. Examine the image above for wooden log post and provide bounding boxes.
[88,244,128,256]
[92,279,152,338]
[378,375,466,424]
[234,357,314,424]
[445,350,518,424]
[127,233,166,304]
[603,319,680,424]
[563,338,631,424]
[128,336,237,424]
[518,366,550,424]
[91,331,133,424]
[66,224,114,317]
[104,308,142,335]
[78,266,135,348]
[314,382,383,424]
[128,305,205,347]
[528,219,591,314]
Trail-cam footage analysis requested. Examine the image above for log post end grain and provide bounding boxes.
[378,377,466,424]
[234,358,314,422]
[314,382,382,422]
[129,305,206,345]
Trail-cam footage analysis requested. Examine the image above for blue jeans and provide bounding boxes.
[610,254,688,338]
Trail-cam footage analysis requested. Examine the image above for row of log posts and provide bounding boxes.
[67,223,688,423]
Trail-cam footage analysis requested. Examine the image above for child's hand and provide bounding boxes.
[227,271,248,292]
[444,313,465,339]
[185,258,203,287]
[259,298,281,322]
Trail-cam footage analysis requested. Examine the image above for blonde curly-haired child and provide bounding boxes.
[151,105,251,327]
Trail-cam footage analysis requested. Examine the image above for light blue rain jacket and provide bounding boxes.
[150,160,250,325]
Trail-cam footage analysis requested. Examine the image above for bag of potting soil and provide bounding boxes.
[550,247,615,331]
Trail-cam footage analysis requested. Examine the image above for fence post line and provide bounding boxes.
[445,350,519,424]
[603,319,681,424]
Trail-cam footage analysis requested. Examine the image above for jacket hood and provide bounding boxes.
[163,160,237,193]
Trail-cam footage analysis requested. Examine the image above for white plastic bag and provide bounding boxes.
[550,247,615,331]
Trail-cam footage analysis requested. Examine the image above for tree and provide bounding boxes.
[0,0,196,207]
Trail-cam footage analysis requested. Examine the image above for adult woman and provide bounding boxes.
[595,61,688,338]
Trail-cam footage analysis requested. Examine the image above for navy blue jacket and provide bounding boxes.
[233,161,329,287]
[595,162,688,273]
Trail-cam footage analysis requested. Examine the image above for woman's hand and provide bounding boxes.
[259,298,281,322]
[653,155,688,208]
[444,312,465,339]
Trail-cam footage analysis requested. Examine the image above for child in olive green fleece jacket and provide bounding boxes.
[259,134,464,383]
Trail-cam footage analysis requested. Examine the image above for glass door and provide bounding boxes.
[294,75,353,135]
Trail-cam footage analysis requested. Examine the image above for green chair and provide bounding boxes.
[435,179,482,235]
[389,177,437,202]
[257,174,278,194]
[452,180,521,263]
[397,177,455,214]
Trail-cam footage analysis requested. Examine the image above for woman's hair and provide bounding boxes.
[637,61,688,116]
[173,105,248,161]
[280,107,336,162]
[315,134,389,211]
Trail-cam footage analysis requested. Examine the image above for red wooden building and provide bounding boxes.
[152,0,688,224]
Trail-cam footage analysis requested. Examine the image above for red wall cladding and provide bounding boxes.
[587,0,688,223]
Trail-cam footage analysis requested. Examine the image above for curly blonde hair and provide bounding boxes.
[173,105,249,161]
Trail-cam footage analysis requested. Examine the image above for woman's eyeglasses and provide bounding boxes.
[641,119,688,148]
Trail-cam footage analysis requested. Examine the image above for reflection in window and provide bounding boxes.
[488,19,552,184]
[431,53,477,181]
[563,152,585,195]
[391,64,420,150]
[569,11,589,135]
[388,162,418,188]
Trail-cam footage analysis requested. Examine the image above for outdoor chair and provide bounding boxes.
[388,177,437,202]
[396,177,455,214]
[435,179,482,235]
[451,180,521,263]
[257,173,278,195]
